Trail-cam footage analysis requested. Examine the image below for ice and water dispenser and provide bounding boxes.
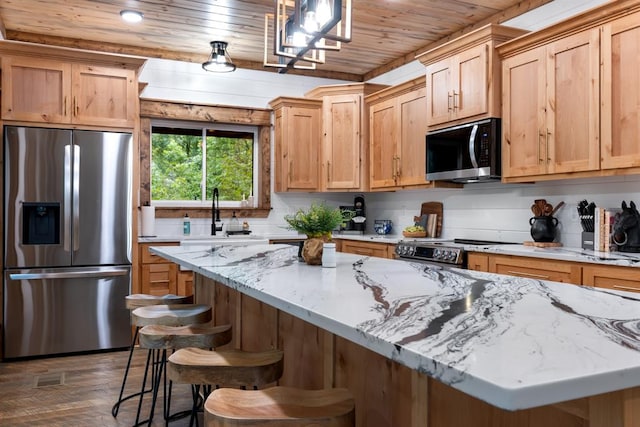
[22,202,60,245]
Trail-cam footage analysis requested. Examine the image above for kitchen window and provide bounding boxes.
[150,120,257,207]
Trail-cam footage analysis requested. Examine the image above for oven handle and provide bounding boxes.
[10,269,129,280]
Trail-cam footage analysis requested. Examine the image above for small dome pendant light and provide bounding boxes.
[120,10,144,23]
[202,41,236,73]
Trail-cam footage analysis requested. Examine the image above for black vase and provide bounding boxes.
[529,216,558,242]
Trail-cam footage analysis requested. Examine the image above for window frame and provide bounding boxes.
[139,99,271,219]
[150,119,259,209]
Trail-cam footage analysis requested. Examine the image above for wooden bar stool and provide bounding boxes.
[128,304,213,426]
[204,386,355,427]
[139,323,233,426]
[167,347,285,426]
[112,294,194,418]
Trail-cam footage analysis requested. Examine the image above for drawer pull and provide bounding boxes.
[506,270,549,279]
[613,285,639,292]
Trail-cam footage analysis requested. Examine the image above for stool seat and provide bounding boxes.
[125,293,193,309]
[168,347,284,388]
[131,303,212,327]
[139,324,232,350]
[204,386,355,426]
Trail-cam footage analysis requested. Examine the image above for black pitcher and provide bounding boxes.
[529,216,558,242]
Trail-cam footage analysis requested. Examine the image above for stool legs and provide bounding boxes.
[112,328,154,418]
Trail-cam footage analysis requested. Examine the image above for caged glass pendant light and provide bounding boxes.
[202,41,236,73]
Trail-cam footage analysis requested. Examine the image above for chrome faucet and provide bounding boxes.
[211,187,223,235]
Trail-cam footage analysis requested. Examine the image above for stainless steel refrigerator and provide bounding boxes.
[3,126,132,359]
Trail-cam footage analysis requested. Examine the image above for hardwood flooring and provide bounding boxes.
[0,349,197,426]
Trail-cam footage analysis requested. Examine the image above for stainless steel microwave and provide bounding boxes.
[426,118,501,183]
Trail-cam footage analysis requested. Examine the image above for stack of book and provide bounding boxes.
[594,207,622,252]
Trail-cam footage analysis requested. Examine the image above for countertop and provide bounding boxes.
[150,243,640,411]
[140,233,640,267]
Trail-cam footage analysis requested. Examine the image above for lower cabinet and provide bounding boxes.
[139,242,193,296]
[336,239,396,259]
[468,252,639,293]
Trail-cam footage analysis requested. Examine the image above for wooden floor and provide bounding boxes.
[0,349,198,426]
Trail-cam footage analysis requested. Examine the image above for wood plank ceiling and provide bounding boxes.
[0,0,551,81]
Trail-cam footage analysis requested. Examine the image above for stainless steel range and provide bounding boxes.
[395,239,514,268]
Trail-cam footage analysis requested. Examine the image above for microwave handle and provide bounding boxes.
[468,124,479,169]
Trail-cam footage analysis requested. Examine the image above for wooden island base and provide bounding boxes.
[195,275,640,427]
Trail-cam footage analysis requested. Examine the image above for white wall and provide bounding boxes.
[146,0,640,248]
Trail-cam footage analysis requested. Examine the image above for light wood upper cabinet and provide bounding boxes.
[367,78,431,190]
[306,83,388,191]
[71,64,137,127]
[1,57,71,123]
[499,1,640,181]
[600,10,640,170]
[2,55,138,128]
[501,29,600,181]
[323,93,363,190]
[424,44,488,126]
[270,97,322,192]
[418,24,526,130]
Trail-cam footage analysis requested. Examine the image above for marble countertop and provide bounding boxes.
[151,243,640,411]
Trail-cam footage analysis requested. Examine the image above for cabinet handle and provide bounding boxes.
[395,156,401,180]
[546,130,552,163]
[538,131,545,164]
[354,249,373,255]
[453,90,459,111]
[613,285,639,293]
[63,96,67,116]
[506,270,550,279]
[73,96,79,116]
[447,92,453,112]
[327,161,331,183]
[288,160,292,181]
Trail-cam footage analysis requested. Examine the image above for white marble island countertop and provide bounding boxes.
[151,244,640,411]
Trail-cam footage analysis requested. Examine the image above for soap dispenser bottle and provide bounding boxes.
[229,211,240,233]
[183,214,191,235]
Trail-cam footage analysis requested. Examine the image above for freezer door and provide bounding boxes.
[72,130,132,266]
[3,266,131,359]
[4,126,73,268]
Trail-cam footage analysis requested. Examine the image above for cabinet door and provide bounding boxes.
[545,29,600,174]
[324,94,362,189]
[397,88,428,187]
[177,271,194,297]
[582,265,640,294]
[425,58,453,126]
[1,57,71,123]
[72,64,136,127]
[454,44,488,120]
[601,11,640,170]
[502,48,547,178]
[285,105,321,190]
[369,99,398,189]
[489,255,581,285]
[467,253,489,272]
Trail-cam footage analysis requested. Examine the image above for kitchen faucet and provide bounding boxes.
[211,187,223,235]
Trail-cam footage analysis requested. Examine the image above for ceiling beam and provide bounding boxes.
[6,30,363,82]
[0,15,6,40]
[363,0,554,81]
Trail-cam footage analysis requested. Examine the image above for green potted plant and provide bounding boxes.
[284,202,345,264]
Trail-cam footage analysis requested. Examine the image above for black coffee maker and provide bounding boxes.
[339,195,366,234]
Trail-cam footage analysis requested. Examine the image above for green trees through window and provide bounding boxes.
[151,124,254,203]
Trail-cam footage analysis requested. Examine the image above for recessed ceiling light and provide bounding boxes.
[120,10,143,23]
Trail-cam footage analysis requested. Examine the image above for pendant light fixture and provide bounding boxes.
[202,41,236,73]
[263,0,352,72]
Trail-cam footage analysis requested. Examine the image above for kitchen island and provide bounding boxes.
[151,243,640,427]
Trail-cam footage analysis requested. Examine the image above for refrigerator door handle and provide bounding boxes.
[73,144,81,252]
[64,145,72,252]
[10,268,129,280]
